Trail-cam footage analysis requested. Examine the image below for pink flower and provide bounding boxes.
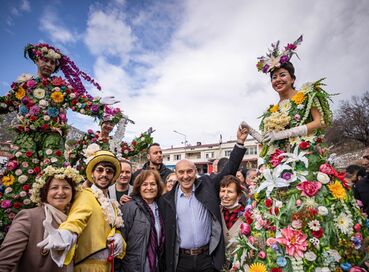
[1,200,12,209]
[258,251,266,259]
[275,226,308,257]
[270,149,285,167]
[296,181,322,197]
[349,267,367,272]
[26,79,37,88]
[240,223,251,236]
[319,163,335,175]
[6,160,18,171]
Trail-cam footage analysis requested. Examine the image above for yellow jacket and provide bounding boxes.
[60,188,125,265]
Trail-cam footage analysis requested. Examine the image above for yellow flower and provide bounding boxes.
[249,262,267,272]
[2,174,15,187]
[269,104,279,113]
[328,180,347,200]
[291,91,306,105]
[15,87,26,100]
[51,91,64,103]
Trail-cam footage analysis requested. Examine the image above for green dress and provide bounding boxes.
[232,79,369,271]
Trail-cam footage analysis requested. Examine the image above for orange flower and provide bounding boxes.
[249,262,267,272]
[15,87,26,100]
[51,91,64,103]
[328,180,347,200]
[2,174,15,186]
[291,91,306,105]
[270,104,279,113]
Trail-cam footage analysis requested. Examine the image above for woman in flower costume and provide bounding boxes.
[236,36,369,272]
[0,43,123,242]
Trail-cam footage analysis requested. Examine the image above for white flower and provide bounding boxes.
[18,175,28,184]
[308,220,321,231]
[43,115,50,121]
[45,149,53,155]
[335,213,353,234]
[69,93,76,99]
[318,206,329,216]
[19,191,27,197]
[279,99,292,113]
[15,169,22,176]
[21,162,29,168]
[327,249,341,262]
[297,104,304,110]
[33,88,45,99]
[275,200,283,208]
[50,157,58,163]
[292,219,302,229]
[15,152,22,157]
[52,87,61,92]
[305,198,318,208]
[317,172,330,184]
[5,187,13,194]
[16,73,33,83]
[23,199,31,205]
[39,99,49,108]
[309,237,320,248]
[84,143,101,162]
[41,46,48,52]
[80,109,85,114]
[32,158,39,163]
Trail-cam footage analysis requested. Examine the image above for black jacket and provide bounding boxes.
[120,196,164,272]
[353,175,369,214]
[131,162,173,185]
[158,144,246,271]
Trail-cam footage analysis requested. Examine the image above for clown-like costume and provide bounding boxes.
[0,43,123,241]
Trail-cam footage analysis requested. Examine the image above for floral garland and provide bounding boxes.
[120,128,154,158]
[92,187,123,228]
[256,35,303,74]
[30,166,84,205]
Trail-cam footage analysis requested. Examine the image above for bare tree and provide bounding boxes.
[326,91,369,147]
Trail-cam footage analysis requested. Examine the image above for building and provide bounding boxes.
[161,139,260,174]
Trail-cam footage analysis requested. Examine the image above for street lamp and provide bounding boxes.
[173,130,187,159]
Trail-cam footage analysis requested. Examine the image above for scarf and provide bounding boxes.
[43,203,67,239]
[222,205,245,230]
[140,198,165,272]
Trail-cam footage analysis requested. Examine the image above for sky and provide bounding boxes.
[0,0,368,148]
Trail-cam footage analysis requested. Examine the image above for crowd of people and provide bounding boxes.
[0,36,369,272]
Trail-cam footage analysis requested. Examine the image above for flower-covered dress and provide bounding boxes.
[0,74,122,241]
[232,79,369,272]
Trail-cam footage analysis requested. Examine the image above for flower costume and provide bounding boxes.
[233,36,369,271]
[0,43,123,242]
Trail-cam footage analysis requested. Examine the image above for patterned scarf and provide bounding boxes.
[222,205,245,230]
[140,198,165,272]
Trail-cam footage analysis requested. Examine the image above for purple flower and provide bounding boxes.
[59,113,67,122]
[262,64,270,73]
[91,104,100,113]
[280,55,289,64]
[282,172,292,180]
[29,105,40,115]
[1,200,12,209]
[87,129,94,134]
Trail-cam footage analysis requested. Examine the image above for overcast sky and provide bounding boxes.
[1,0,368,148]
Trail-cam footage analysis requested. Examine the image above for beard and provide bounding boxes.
[94,178,112,190]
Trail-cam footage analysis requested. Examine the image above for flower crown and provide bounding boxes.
[30,166,84,205]
[25,43,62,61]
[256,35,303,74]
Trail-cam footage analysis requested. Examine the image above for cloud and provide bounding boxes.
[20,0,31,12]
[84,8,135,61]
[84,0,369,148]
[6,0,31,26]
[39,7,77,44]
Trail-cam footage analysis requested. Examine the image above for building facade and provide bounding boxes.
[161,139,260,174]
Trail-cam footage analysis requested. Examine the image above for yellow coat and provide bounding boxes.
[60,188,125,265]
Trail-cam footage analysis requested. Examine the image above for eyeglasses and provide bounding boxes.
[363,156,369,160]
[94,166,115,175]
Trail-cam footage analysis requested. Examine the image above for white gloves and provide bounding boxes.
[263,125,308,144]
[101,96,119,105]
[240,121,262,143]
[37,222,69,251]
[107,233,124,256]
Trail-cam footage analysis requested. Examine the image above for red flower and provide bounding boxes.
[51,77,65,86]
[271,268,283,272]
[270,207,279,215]
[22,184,30,191]
[296,181,322,197]
[41,124,49,130]
[55,150,62,156]
[132,140,137,147]
[243,210,254,224]
[33,167,41,174]
[312,228,324,238]
[25,151,33,157]
[270,149,285,167]
[29,116,37,121]
[265,198,273,207]
[308,208,318,216]
[315,137,322,143]
[299,141,310,150]
[13,202,22,209]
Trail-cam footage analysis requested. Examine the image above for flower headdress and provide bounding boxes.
[24,43,101,95]
[30,166,84,205]
[256,35,303,74]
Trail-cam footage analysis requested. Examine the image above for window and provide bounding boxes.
[205,152,214,159]
[224,150,232,157]
[174,154,181,160]
[164,155,170,161]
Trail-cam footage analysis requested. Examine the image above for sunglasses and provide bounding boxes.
[94,166,115,175]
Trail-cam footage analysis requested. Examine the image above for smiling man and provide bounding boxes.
[38,150,126,272]
[159,124,248,272]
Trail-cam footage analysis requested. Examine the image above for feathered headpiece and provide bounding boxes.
[256,35,303,74]
[24,43,101,95]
